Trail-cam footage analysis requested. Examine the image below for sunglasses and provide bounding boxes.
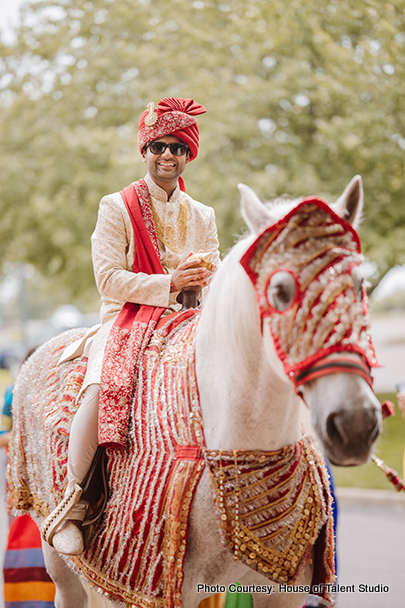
[145,141,190,156]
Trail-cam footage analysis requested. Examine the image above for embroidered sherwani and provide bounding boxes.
[83,173,220,388]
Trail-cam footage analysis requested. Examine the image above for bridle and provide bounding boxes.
[292,352,373,388]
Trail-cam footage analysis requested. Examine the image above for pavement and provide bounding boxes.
[368,311,405,393]
[333,487,405,608]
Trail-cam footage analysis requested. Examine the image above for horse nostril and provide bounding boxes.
[326,409,381,450]
[326,413,347,447]
[369,419,380,445]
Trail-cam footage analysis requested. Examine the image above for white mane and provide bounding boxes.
[197,196,303,361]
[196,196,304,369]
[264,196,303,219]
[196,234,260,375]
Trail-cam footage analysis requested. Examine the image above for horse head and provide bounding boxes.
[238,175,381,466]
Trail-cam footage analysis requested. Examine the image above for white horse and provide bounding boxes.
[8,176,381,608]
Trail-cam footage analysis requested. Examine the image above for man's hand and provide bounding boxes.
[170,252,213,292]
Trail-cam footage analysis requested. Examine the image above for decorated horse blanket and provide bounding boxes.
[7,310,334,607]
[8,310,205,607]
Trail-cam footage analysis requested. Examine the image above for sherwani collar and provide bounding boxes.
[144,173,182,204]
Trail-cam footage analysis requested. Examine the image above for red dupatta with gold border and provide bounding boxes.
[98,179,166,448]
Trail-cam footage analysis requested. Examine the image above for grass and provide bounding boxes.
[1,368,403,490]
[331,392,405,490]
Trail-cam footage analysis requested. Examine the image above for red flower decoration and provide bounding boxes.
[157,97,206,116]
[381,400,395,420]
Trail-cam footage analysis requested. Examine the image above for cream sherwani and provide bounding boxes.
[60,173,220,514]
[82,173,220,387]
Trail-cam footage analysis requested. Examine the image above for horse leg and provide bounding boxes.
[236,566,312,608]
[42,540,88,608]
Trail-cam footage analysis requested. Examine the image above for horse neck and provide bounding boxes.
[195,241,302,452]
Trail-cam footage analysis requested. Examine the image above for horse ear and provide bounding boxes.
[238,184,274,234]
[333,175,363,229]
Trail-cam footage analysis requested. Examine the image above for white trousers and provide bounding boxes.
[66,383,100,520]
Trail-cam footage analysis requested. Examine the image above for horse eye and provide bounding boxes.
[351,266,364,300]
[267,271,297,312]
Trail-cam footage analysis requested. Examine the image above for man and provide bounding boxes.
[42,97,221,555]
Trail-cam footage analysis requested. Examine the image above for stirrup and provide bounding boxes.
[41,483,83,547]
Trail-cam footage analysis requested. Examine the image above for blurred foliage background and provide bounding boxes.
[0,0,404,312]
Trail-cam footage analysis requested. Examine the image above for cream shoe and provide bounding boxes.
[41,483,83,546]
[52,521,84,555]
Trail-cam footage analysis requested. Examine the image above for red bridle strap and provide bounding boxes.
[294,353,373,388]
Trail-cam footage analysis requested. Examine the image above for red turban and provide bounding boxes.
[138,97,206,160]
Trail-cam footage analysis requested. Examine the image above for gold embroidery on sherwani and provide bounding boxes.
[150,195,188,254]
[84,174,220,389]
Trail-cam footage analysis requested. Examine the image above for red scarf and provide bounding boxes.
[98,179,167,448]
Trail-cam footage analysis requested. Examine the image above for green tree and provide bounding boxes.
[0,0,404,301]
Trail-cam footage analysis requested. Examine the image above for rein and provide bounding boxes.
[293,353,373,388]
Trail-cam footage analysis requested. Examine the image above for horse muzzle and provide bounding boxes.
[297,353,382,466]
[322,400,381,466]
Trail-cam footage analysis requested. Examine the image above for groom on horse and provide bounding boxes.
[42,97,221,555]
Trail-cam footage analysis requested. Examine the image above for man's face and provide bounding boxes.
[142,135,190,185]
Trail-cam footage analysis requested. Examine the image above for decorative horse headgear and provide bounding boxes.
[240,198,380,388]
